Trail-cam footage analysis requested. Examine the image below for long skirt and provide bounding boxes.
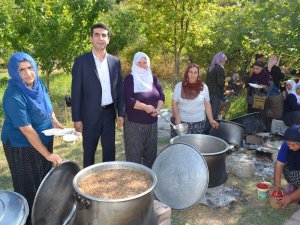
[283,166,300,187]
[124,117,158,168]
[3,141,53,225]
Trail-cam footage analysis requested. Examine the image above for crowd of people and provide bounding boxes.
[1,23,300,224]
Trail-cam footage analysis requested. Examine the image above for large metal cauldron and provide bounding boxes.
[209,120,245,146]
[170,134,229,187]
[72,161,158,225]
[231,112,266,134]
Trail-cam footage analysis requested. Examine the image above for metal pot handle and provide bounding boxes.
[73,192,91,210]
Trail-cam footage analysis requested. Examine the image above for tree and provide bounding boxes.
[128,0,210,84]
[5,0,110,90]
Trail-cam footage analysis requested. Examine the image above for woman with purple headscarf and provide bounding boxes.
[1,52,62,224]
[206,52,231,121]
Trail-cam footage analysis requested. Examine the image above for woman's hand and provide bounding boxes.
[278,195,292,209]
[45,153,62,167]
[269,185,282,195]
[174,117,181,125]
[144,104,156,114]
[53,120,63,129]
[210,120,219,129]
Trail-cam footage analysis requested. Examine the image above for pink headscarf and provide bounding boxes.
[209,52,227,72]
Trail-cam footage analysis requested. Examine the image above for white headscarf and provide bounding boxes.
[131,52,153,93]
[295,83,300,105]
[286,80,296,95]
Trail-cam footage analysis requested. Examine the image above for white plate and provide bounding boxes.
[63,134,78,142]
[249,83,263,89]
[42,128,74,136]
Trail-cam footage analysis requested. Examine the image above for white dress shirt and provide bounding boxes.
[92,51,113,106]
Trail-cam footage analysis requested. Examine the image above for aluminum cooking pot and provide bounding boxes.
[230,112,266,134]
[170,134,229,188]
[0,190,29,225]
[209,120,245,146]
[72,161,158,225]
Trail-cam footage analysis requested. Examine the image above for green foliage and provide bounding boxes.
[226,91,248,120]
[1,0,299,88]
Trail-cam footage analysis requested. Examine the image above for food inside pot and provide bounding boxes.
[78,169,152,199]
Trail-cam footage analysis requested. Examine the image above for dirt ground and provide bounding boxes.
[156,137,299,225]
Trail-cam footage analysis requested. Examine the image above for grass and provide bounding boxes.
[0,71,298,224]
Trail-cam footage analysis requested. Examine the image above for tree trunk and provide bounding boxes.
[174,50,181,85]
[46,70,50,92]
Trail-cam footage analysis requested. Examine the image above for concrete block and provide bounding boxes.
[226,154,256,178]
[271,119,288,134]
[154,200,172,224]
[159,218,171,225]
[291,209,300,222]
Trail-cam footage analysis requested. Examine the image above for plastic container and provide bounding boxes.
[256,182,271,199]
[269,190,284,208]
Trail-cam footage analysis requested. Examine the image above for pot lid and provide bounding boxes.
[152,143,209,210]
[31,161,80,225]
[0,190,29,225]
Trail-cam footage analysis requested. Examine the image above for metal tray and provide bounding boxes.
[31,161,80,225]
[152,143,209,210]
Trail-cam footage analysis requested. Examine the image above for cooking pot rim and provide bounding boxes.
[170,134,230,155]
[73,161,157,202]
[217,119,246,130]
[230,112,260,121]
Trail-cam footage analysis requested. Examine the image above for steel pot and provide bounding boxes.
[0,190,29,225]
[170,134,229,188]
[230,112,266,134]
[209,120,245,146]
[72,161,158,225]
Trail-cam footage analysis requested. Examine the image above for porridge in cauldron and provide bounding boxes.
[78,169,152,199]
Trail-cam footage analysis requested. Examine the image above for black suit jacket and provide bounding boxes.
[71,51,124,125]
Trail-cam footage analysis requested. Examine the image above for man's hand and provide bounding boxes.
[74,121,83,133]
[117,117,124,128]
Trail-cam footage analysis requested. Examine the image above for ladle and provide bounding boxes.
[156,110,188,135]
[156,110,176,129]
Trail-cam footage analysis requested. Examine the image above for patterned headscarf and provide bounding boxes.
[181,64,203,100]
[209,52,227,72]
[131,52,153,93]
[8,52,53,118]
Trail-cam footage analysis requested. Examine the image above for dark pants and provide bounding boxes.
[124,117,157,168]
[82,107,116,167]
[209,94,222,120]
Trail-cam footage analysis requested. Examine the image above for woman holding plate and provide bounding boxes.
[1,52,62,224]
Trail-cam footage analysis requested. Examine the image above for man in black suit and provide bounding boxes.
[71,23,124,167]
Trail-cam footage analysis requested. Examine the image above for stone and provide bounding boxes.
[226,154,256,178]
[245,134,263,145]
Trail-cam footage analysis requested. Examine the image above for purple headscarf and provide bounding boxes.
[209,52,227,72]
